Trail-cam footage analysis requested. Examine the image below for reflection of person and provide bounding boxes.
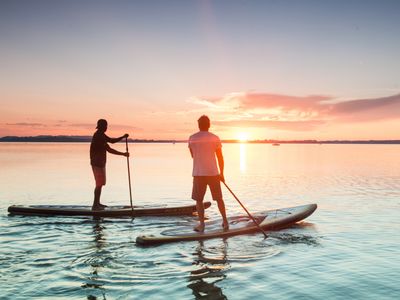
[189,115,229,232]
[83,219,107,295]
[188,240,228,300]
[90,119,129,210]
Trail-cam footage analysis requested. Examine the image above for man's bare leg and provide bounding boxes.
[92,186,103,210]
[194,200,205,232]
[217,199,229,230]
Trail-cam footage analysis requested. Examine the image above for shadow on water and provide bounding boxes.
[188,240,229,300]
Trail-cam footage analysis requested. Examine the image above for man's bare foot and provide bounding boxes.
[98,203,108,209]
[194,223,205,232]
[92,205,105,211]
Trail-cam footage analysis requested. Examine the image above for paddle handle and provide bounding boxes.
[125,137,133,211]
[223,181,268,238]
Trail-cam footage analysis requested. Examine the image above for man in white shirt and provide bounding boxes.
[188,115,229,232]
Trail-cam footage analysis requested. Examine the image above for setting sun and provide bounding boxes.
[237,132,250,142]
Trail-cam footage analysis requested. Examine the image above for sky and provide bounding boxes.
[0,0,399,140]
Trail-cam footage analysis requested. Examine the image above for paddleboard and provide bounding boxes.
[7,202,211,218]
[136,203,317,245]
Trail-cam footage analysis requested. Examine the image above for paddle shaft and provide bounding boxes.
[222,181,268,238]
[125,137,133,211]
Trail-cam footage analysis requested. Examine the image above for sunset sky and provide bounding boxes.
[1,0,399,140]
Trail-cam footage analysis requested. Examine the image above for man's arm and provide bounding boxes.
[108,133,129,144]
[216,148,224,182]
[106,144,129,157]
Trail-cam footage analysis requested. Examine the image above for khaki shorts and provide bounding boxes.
[92,166,106,187]
[192,176,222,202]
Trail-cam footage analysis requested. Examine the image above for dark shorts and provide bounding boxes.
[192,176,222,202]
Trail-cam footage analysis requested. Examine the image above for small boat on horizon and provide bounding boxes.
[272,143,280,146]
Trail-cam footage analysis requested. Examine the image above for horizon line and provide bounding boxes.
[1,135,400,144]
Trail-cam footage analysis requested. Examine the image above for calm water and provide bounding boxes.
[0,143,399,299]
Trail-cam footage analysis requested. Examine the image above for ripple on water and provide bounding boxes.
[65,242,195,287]
[269,232,321,246]
[1,212,320,299]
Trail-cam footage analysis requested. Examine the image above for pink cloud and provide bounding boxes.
[6,122,46,127]
[214,119,325,131]
[3,121,141,136]
[238,93,331,111]
[195,92,332,110]
[67,123,142,131]
[192,92,400,131]
[330,93,400,121]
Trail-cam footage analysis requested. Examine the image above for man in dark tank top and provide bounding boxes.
[90,119,129,210]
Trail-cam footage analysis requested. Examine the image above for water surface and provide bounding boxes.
[0,143,399,299]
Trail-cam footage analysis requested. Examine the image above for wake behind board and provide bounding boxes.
[136,203,317,245]
[7,202,211,218]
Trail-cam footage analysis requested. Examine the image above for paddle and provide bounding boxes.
[222,181,268,238]
[125,137,134,215]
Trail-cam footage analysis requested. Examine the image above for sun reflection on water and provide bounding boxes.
[239,144,247,173]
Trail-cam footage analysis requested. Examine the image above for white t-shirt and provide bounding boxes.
[188,131,222,176]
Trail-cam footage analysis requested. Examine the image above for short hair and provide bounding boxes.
[96,119,108,130]
[198,115,210,130]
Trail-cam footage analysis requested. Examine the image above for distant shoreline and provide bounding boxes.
[0,135,399,144]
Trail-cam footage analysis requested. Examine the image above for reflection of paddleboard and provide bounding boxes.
[7,202,211,217]
[136,204,317,245]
